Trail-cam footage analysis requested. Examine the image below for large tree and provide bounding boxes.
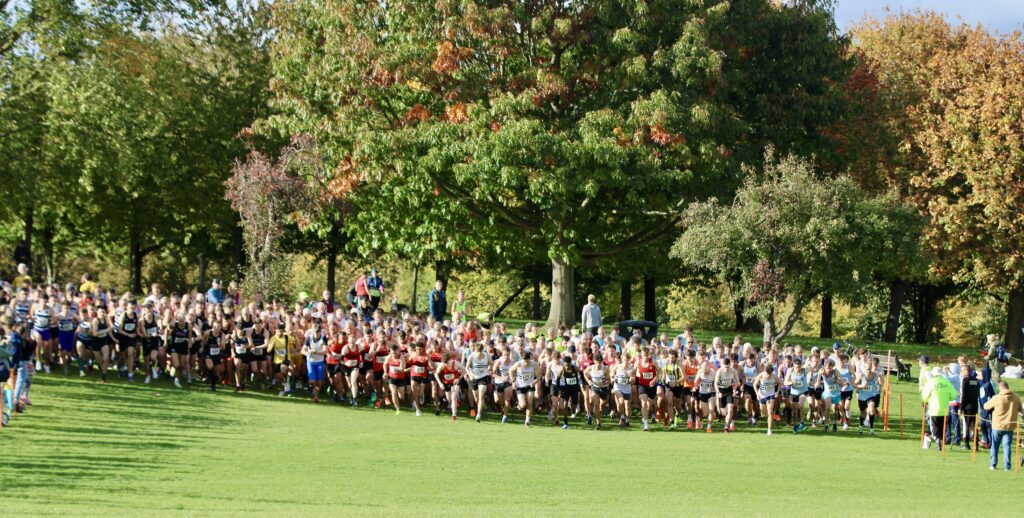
[853,12,1024,352]
[671,151,920,344]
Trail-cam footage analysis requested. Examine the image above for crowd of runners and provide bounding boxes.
[0,270,896,436]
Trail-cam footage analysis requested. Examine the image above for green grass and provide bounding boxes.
[3,370,1022,516]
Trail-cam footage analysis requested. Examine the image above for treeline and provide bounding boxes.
[3,2,1023,352]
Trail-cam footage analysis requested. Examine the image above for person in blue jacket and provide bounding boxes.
[428,280,447,322]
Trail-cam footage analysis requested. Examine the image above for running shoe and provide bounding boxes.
[670,423,678,430]
[673,416,681,427]
[278,390,286,397]
[619,417,626,427]
[452,415,457,420]
[375,400,382,409]
[695,418,701,429]
[705,425,713,433]
[729,423,735,432]
[501,415,508,424]
[35,361,42,371]
[869,429,875,436]
[174,378,182,388]
[798,422,806,432]
[435,409,441,416]
[643,424,649,432]
[561,423,569,430]
[395,410,401,415]
[767,430,772,436]
[127,374,134,383]
[525,420,530,428]
[686,418,693,430]
[144,375,151,384]
[470,409,477,418]
[587,416,593,426]
[415,409,421,417]
[842,422,849,431]
[832,423,838,432]
[79,370,86,378]
[43,364,51,374]
[792,425,799,434]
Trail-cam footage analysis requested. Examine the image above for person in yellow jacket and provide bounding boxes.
[921,366,957,451]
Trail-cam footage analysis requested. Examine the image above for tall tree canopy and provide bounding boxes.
[265,0,851,327]
[854,12,1024,353]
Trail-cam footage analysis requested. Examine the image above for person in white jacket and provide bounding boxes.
[581,294,601,335]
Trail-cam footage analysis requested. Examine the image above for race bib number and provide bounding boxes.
[642,372,653,380]
[413,365,426,374]
[209,347,220,356]
[566,377,577,386]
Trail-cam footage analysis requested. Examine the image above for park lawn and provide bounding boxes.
[2,370,1021,517]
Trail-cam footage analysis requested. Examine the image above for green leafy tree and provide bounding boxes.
[671,151,921,343]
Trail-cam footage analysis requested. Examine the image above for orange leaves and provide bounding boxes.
[404,104,431,124]
[431,41,473,75]
[443,102,469,123]
[614,125,685,147]
[650,124,685,146]
[322,156,363,202]
[489,119,502,132]
[370,63,395,87]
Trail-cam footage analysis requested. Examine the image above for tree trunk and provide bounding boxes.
[494,282,529,318]
[41,224,54,285]
[643,275,656,322]
[326,248,337,300]
[197,254,208,292]
[130,235,144,295]
[1005,285,1024,357]
[14,206,33,269]
[763,307,776,346]
[734,298,745,331]
[230,224,244,281]
[910,283,939,344]
[545,256,576,329]
[531,271,543,320]
[819,292,833,339]
[619,279,632,321]
[434,260,449,290]
[883,279,907,343]
[411,264,420,313]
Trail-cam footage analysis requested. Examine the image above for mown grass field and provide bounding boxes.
[3,354,1022,517]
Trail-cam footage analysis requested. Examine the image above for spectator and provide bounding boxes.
[982,381,1022,471]
[959,359,981,450]
[581,294,601,335]
[366,268,384,311]
[206,278,225,304]
[428,280,446,322]
[978,366,996,448]
[320,290,335,313]
[984,334,1009,377]
[12,263,32,289]
[227,281,242,305]
[921,366,957,451]
[352,272,370,311]
[79,272,97,296]
[144,283,162,306]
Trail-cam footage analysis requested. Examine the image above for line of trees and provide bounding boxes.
[4,2,1024,352]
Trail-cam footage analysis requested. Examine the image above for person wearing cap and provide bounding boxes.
[921,366,957,451]
[982,381,1022,470]
[366,268,384,311]
[205,279,225,304]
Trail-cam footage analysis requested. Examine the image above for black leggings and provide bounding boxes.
[930,416,946,450]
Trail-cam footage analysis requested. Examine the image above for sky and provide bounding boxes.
[835,0,1024,34]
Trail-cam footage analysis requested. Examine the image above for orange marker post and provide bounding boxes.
[919,404,927,447]
[972,414,980,464]
[941,417,948,458]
